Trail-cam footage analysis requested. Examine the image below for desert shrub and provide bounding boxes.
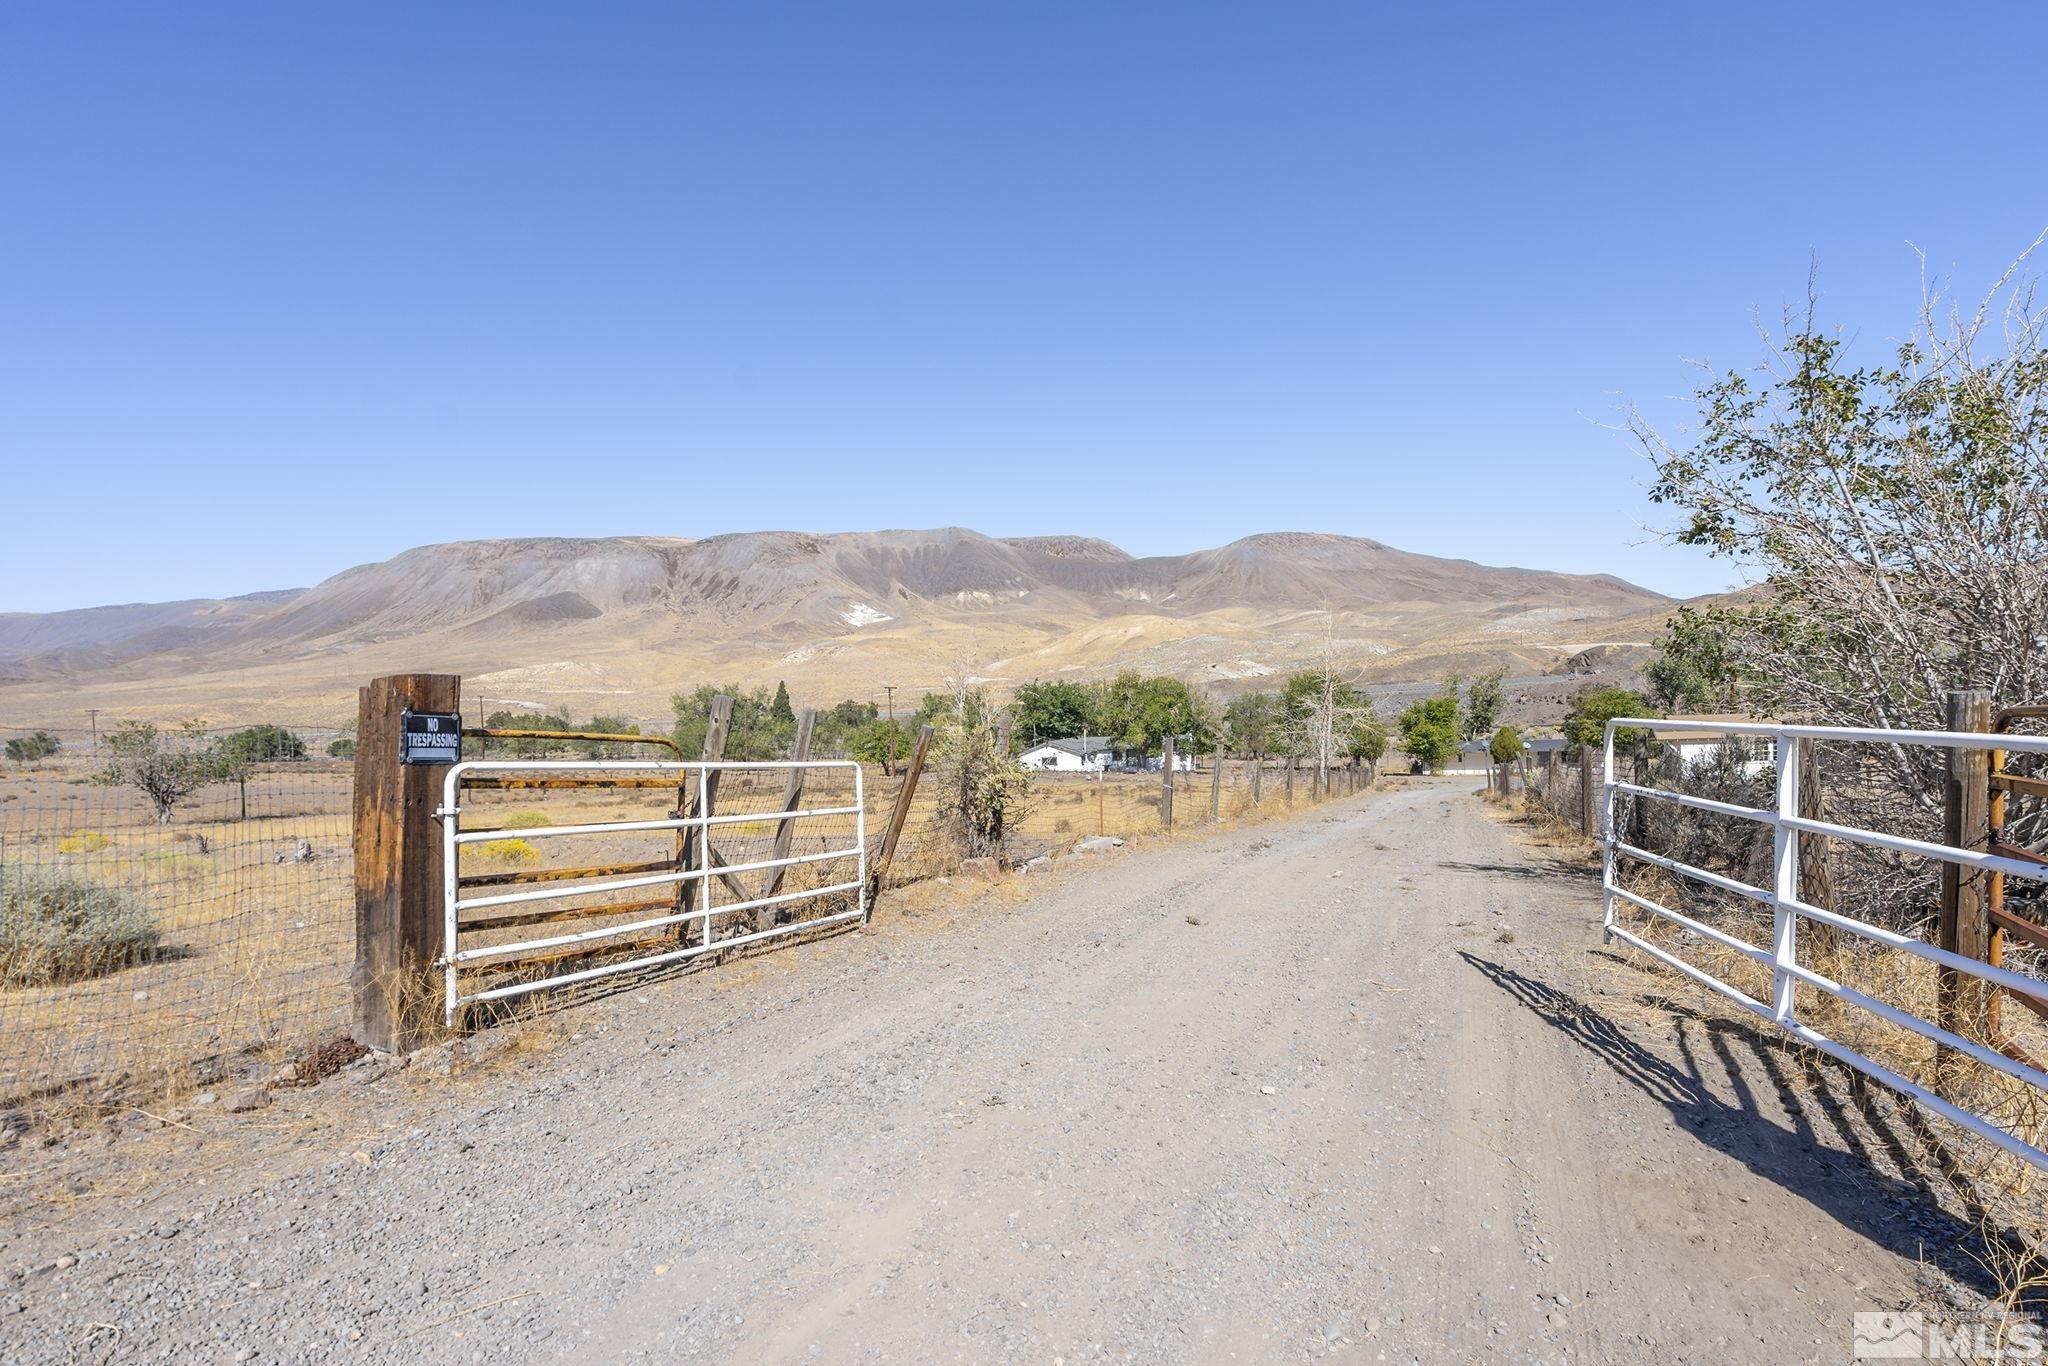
[5,730,61,765]
[326,738,357,759]
[475,838,541,865]
[57,830,111,854]
[497,810,554,829]
[1,866,160,984]
[141,850,211,880]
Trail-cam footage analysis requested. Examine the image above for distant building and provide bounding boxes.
[1018,736,1116,772]
[1652,716,1778,777]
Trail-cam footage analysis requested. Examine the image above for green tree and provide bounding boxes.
[1489,724,1524,765]
[579,714,642,759]
[1644,606,1732,713]
[1396,692,1461,773]
[1459,668,1507,742]
[4,730,61,765]
[1009,680,1098,745]
[848,718,918,767]
[1348,718,1389,780]
[668,685,789,760]
[482,710,573,759]
[1094,672,1215,757]
[1224,691,1284,757]
[770,681,795,724]
[811,699,880,755]
[217,725,306,763]
[1559,688,1658,752]
[99,720,215,824]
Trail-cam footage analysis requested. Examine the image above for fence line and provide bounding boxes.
[1598,709,2048,1169]
[1,723,1371,1107]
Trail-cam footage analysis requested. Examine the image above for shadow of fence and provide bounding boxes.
[1460,948,2011,1300]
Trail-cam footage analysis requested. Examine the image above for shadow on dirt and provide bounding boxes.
[1436,858,1589,884]
[1461,949,2005,1300]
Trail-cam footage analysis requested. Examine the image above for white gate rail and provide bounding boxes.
[1601,718,2048,1168]
[438,759,865,1024]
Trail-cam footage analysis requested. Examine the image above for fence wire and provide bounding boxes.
[1,723,353,1107]
[2,728,1369,1107]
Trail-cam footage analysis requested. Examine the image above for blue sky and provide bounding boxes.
[4,3,2045,612]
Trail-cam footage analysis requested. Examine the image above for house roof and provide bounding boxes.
[1654,714,1779,745]
[1023,736,1114,756]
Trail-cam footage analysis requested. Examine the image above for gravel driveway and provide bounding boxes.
[2,781,1975,1362]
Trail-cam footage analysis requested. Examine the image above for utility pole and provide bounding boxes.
[880,685,898,777]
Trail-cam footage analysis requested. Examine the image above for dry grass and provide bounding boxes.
[0,752,1377,1121]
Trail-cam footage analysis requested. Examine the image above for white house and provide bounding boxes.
[1654,716,1778,777]
[1018,736,1116,772]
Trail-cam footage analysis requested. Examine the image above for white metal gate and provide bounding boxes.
[1600,717,2048,1167]
[438,759,865,1025]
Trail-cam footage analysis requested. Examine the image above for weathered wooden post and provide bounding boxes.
[1795,737,1835,956]
[352,672,461,1053]
[1210,745,1223,821]
[1160,737,1176,829]
[1543,750,1558,813]
[1250,755,1262,805]
[1938,689,1993,1075]
[678,694,733,935]
[868,724,935,913]
[1580,747,1599,838]
[760,708,818,916]
[1284,756,1296,804]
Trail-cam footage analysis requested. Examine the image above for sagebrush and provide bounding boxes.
[1,866,161,985]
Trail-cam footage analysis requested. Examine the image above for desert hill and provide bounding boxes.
[0,528,1681,727]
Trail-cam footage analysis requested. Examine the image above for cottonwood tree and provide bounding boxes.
[1458,668,1507,742]
[1279,621,1382,786]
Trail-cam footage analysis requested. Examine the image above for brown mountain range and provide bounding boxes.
[0,528,1683,727]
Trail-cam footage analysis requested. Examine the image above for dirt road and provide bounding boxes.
[4,782,1976,1362]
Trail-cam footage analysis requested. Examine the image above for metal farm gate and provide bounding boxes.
[1599,714,2048,1168]
[437,751,865,1025]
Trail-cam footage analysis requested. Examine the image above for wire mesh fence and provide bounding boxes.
[0,722,354,1108]
[1,725,1370,1109]
[1526,755,1587,832]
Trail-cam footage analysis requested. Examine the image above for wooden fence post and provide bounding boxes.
[759,708,818,915]
[1210,746,1223,821]
[1284,756,1296,804]
[1580,748,1599,838]
[868,724,935,913]
[1250,755,1262,805]
[1938,689,1993,1074]
[678,694,733,934]
[1543,750,1558,813]
[1161,737,1177,829]
[352,672,461,1053]
[1795,737,1836,955]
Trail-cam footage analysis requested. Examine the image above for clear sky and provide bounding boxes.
[4,2,2045,612]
